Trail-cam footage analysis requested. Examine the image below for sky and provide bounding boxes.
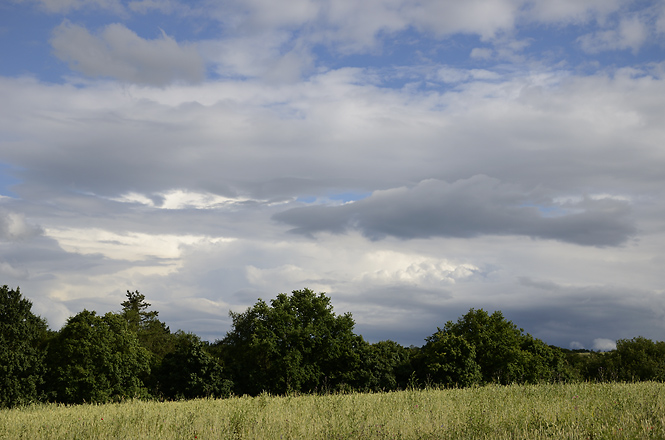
[1,0,665,351]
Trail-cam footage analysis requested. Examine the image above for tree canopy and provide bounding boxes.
[4,284,665,407]
[155,331,232,400]
[0,285,48,407]
[45,310,150,404]
[120,290,175,368]
[426,308,568,385]
[218,288,365,395]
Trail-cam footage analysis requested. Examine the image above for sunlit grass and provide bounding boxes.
[1,382,664,439]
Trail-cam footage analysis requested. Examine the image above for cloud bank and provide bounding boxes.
[1,0,665,350]
[275,176,637,246]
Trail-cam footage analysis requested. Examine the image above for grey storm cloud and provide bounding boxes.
[274,175,637,247]
[508,277,665,349]
[50,21,205,86]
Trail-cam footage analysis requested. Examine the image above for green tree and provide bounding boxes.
[614,337,665,381]
[121,290,158,332]
[519,335,569,383]
[440,309,524,383]
[578,351,618,382]
[121,290,174,357]
[419,332,482,387]
[155,331,232,400]
[45,310,150,404]
[357,340,414,392]
[219,288,364,395]
[431,309,566,385]
[0,286,48,407]
[120,290,175,387]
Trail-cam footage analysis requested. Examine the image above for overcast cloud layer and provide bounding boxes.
[2,0,665,349]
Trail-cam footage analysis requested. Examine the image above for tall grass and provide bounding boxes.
[1,382,664,439]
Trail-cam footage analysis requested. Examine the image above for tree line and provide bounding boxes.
[2,285,664,407]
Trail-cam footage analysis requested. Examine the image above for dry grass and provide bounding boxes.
[2,382,664,439]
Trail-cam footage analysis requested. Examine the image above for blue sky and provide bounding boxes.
[2,0,665,350]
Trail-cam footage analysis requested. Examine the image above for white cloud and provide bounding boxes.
[237,0,320,30]
[0,261,29,279]
[201,33,314,82]
[525,0,623,24]
[470,47,494,59]
[110,190,260,210]
[592,338,617,351]
[354,251,478,286]
[438,67,500,83]
[406,0,521,40]
[578,15,649,54]
[50,21,205,85]
[44,227,233,262]
[4,0,665,348]
[199,0,579,60]
[0,211,42,241]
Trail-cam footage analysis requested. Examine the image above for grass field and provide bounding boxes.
[1,382,664,439]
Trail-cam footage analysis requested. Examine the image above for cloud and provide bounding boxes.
[4,0,665,351]
[0,210,42,241]
[0,261,29,279]
[127,0,183,14]
[200,32,314,82]
[470,47,494,59]
[437,67,500,83]
[524,0,623,24]
[578,14,649,54]
[405,0,521,41]
[50,21,205,85]
[204,0,630,57]
[592,338,617,351]
[12,0,124,13]
[274,176,637,247]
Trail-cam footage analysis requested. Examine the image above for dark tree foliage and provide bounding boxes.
[120,290,176,397]
[121,290,158,332]
[613,337,665,381]
[356,340,414,392]
[218,288,365,395]
[419,332,482,387]
[519,335,570,383]
[44,310,150,404]
[425,308,567,385]
[442,309,524,383]
[155,331,232,400]
[575,351,618,382]
[121,290,175,362]
[14,285,665,404]
[0,285,48,407]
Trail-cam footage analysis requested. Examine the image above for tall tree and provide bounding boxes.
[218,288,365,395]
[45,310,150,404]
[0,286,48,407]
[120,290,174,365]
[121,290,159,333]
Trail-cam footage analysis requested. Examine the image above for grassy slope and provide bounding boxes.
[1,382,664,439]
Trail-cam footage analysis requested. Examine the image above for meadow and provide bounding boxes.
[1,382,664,439]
